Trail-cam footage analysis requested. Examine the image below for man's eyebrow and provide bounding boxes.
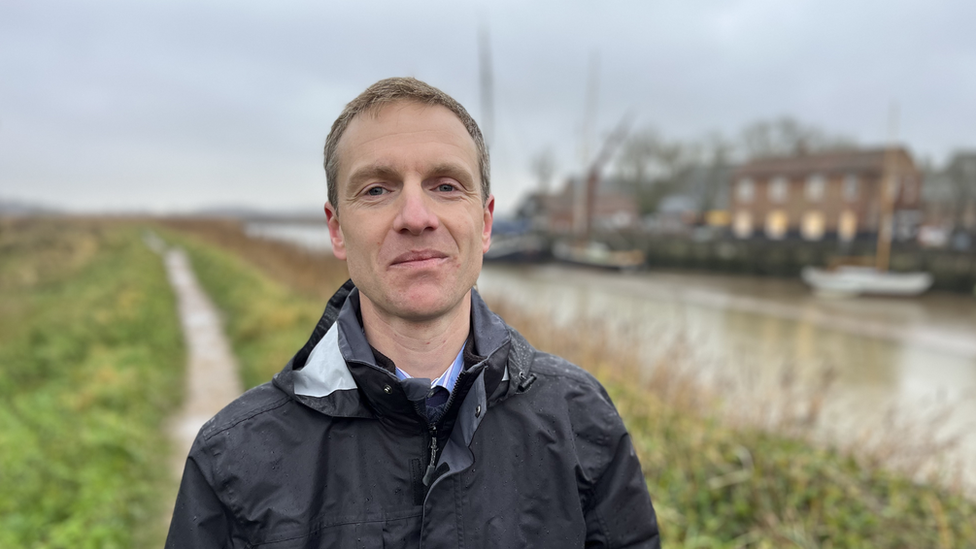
[427,163,475,184]
[347,165,401,189]
[346,162,476,192]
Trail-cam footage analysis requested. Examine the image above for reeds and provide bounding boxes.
[165,218,976,547]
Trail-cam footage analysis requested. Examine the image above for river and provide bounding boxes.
[246,221,976,488]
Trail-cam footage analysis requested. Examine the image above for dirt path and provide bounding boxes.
[160,246,243,523]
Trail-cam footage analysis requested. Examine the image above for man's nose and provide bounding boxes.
[393,184,439,235]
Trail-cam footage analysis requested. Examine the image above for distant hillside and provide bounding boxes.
[184,205,324,223]
[0,199,59,216]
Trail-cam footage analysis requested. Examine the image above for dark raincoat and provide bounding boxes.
[166,281,660,548]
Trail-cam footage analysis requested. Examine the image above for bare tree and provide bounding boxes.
[739,117,855,159]
[615,128,701,215]
[615,129,658,185]
[697,132,734,212]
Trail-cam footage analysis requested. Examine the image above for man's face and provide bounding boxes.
[325,101,494,323]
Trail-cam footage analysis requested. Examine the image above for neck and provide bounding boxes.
[359,291,471,379]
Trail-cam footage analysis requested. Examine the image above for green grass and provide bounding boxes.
[168,222,976,549]
[0,219,184,548]
[605,377,976,548]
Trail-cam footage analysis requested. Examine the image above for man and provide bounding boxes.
[166,77,660,548]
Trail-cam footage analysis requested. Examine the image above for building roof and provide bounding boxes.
[733,147,911,178]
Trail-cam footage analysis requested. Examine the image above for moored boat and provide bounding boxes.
[552,240,644,270]
[801,266,933,297]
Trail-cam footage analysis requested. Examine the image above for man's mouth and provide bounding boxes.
[390,250,449,267]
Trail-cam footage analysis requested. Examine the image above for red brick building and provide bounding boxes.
[729,148,922,241]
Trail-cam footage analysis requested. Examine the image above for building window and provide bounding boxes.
[765,210,788,240]
[768,176,789,203]
[733,210,753,238]
[843,174,859,202]
[838,210,858,242]
[736,178,755,203]
[806,174,825,202]
[801,211,825,240]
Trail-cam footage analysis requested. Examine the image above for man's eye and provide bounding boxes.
[437,183,456,192]
[366,187,387,196]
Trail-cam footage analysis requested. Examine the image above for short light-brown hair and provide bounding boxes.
[323,77,490,212]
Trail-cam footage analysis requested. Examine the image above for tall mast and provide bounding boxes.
[581,52,600,168]
[875,104,899,272]
[478,23,495,149]
[583,115,631,238]
[575,52,600,235]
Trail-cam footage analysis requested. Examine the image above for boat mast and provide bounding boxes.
[478,22,495,149]
[575,53,600,236]
[583,115,631,239]
[875,104,899,272]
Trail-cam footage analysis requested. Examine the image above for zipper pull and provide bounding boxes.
[422,426,438,486]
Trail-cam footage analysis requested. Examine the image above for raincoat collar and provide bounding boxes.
[273,281,515,421]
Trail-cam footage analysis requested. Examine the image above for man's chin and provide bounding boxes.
[391,298,460,323]
[384,285,470,323]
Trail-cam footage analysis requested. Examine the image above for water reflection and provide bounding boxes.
[245,221,331,251]
[477,263,976,486]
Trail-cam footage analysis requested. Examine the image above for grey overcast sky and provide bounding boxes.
[2,0,975,214]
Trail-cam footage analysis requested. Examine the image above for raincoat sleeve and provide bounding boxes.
[583,431,661,548]
[574,381,661,548]
[165,439,240,548]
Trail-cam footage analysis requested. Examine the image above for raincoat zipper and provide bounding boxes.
[420,369,467,487]
[422,424,438,486]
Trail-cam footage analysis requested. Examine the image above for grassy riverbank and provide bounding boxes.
[162,219,348,388]
[0,219,184,548]
[494,299,976,547]
[167,220,976,548]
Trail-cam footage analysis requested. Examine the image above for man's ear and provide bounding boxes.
[324,202,347,260]
[482,194,495,254]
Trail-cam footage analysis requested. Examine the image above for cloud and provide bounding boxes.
[2,0,974,212]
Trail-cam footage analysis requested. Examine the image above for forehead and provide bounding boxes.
[335,101,479,186]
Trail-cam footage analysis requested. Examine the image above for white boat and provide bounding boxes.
[801,266,933,297]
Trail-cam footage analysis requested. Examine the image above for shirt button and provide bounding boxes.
[475,405,482,418]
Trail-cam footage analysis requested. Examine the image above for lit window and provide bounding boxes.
[801,211,825,240]
[733,211,753,238]
[768,177,789,203]
[737,178,755,203]
[806,174,825,202]
[843,174,859,202]
[765,210,788,240]
[838,210,857,241]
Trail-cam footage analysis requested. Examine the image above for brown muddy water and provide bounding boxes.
[477,264,976,489]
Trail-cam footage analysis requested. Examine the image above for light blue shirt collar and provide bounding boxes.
[395,346,465,394]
